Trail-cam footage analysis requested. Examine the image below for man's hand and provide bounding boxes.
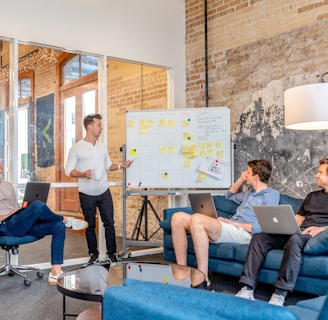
[302,226,325,237]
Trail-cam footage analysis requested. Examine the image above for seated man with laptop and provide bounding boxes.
[0,162,88,285]
[171,159,279,290]
[236,158,328,306]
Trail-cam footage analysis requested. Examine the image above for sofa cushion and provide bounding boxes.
[213,196,239,218]
[304,229,328,255]
[279,194,303,213]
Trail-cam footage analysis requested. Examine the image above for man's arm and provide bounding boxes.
[229,171,247,193]
[218,217,253,233]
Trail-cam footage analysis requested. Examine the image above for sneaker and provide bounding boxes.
[65,217,88,230]
[86,253,99,265]
[268,293,285,306]
[108,254,119,264]
[236,286,255,300]
[191,281,214,291]
[48,271,63,285]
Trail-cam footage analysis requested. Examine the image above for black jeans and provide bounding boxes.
[239,232,311,291]
[79,189,116,256]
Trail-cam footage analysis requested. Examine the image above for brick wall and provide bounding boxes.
[185,0,328,123]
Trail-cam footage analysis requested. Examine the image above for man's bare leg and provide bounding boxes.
[171,212,192,266]
[190,214,222,283]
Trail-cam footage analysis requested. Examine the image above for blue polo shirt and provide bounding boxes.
[226,188,280,234]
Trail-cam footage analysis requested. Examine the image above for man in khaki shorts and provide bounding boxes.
[171,159,279,289]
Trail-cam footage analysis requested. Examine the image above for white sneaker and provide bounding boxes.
[268,293,285,306]
[236,286,255,300]
[65,217,88,230]
[48,271,63,285]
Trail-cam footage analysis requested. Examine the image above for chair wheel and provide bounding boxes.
[37,271,44,278]
[24,279,31,286]
[8,271,14,276]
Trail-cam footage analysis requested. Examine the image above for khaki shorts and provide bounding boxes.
[211,220,252,244]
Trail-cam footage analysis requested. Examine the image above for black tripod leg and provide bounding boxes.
[131,198,147,240]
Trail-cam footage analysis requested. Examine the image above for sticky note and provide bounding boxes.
[198,172,207,181]
[161,172,169,180]
[215,141,222,149]
[160,146,168,154]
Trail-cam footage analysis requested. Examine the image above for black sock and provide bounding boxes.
[241,284,253,290]
[274,288,288,297]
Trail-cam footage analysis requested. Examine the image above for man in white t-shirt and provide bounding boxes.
[65,114,132,264]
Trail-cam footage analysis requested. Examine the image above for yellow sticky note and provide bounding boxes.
[160,146,168,154]
[207,150,214,156]
[215,141,222,149]
[207,142,214,148]
[198,172,207,181]
[181,145,190,154]
[199,142,206,149]
[162,276,170,284]
[184,160,192,168]
[159,119,167,127]
[168,146,176,154]
[147,120,154,127]
[168,120,175,127]
[217,150,224,158]
[199,150,206,157]
[182,119,190,126]
[140,126,147,134]
[128,120,136,127]
[130,148,137,156]
[140,119,147,127]
[161,172,169,180]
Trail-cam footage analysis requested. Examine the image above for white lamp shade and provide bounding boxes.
[284,83,328,130]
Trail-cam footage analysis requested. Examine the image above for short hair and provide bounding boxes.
[83,114,102,130]
[247,159,272,184]
[319,158,328,174]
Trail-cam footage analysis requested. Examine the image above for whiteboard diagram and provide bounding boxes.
[125,107,231,188]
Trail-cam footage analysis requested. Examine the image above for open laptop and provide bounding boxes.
[22,182,50,207]
[188,193,218,219]
[252,205,302,234]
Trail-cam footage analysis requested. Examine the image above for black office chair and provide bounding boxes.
[0,235,44,286]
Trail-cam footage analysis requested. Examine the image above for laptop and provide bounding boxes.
[22,182,50,207]
[188,193,218,219]
[252,205,302,235]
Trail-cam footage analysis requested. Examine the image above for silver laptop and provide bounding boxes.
[22,182,50,207]
[188,193,218,219]
[253,205,302,235]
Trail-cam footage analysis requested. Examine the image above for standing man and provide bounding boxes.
[65,113,132,264]
[236,158,328,306]
[171,159,279,289]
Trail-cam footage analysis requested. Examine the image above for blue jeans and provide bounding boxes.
[239,232,311,291]
[79,189,116,256]
[0,200,65,265]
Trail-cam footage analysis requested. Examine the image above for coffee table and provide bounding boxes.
[57,261,205,320]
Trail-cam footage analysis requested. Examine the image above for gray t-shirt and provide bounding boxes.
[0,180,20,217]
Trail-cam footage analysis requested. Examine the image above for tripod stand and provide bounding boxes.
[131,195,162,241]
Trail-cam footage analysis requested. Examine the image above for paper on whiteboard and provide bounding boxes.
[198,157,229,180]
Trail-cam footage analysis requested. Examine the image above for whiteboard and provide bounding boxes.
[125,107,231,189]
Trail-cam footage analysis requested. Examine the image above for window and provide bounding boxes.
[63,54,98,83]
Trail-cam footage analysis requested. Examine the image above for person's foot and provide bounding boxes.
[64,217,88,230]
[191,280,215,291]
[236,286,255,300]
[48,271,63,285]
[86,252,99,265]
[108,254,119,263]
[268,293,285,306]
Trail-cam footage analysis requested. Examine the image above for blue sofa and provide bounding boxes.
[103,278,328,320]
[159,195,328,296]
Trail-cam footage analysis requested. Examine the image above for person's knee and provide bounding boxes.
[172,211,188,226]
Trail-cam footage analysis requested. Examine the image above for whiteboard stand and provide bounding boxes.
[131,193,162,241]
[118,144,163,259]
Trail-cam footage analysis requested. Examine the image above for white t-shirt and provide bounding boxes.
[65,139,113,196]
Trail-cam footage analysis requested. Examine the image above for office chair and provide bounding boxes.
[0,235,44,286]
